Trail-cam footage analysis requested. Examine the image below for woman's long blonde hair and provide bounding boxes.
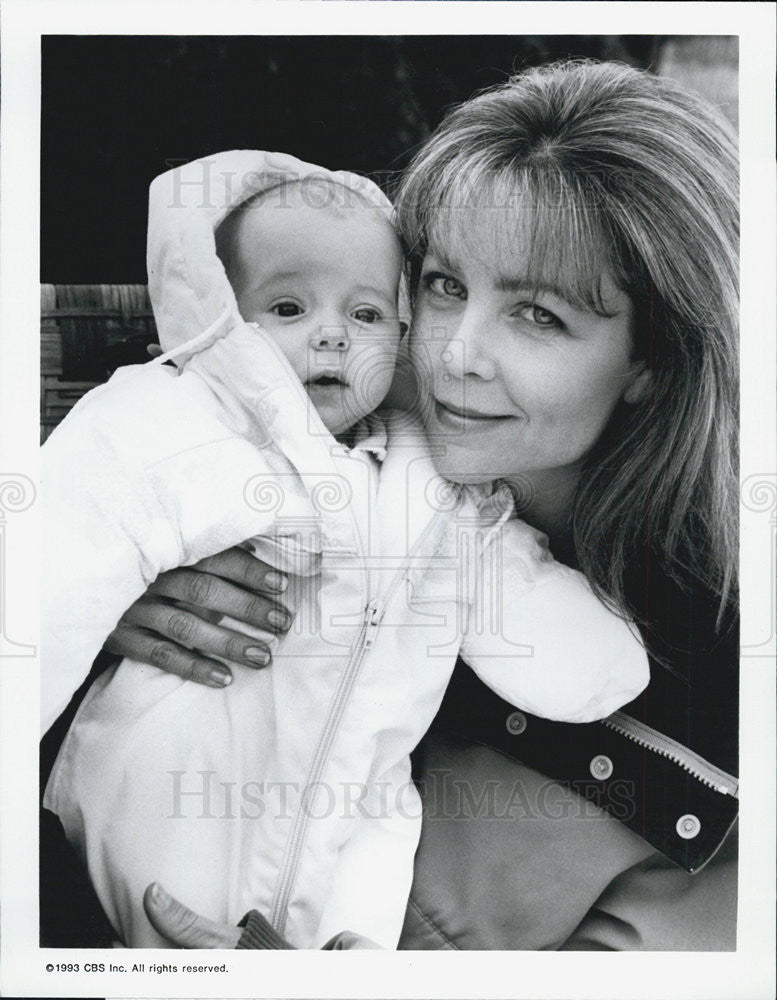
[394,60,739,635]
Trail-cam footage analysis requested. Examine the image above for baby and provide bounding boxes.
[43,151,649,949]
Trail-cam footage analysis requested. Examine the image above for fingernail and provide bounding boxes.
[265,571,288,593]
[150,882,169,904]
[209,668,232,686]
[268,609,290,630]
[245,646,270,666]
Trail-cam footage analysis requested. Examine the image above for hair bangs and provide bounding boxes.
[400,157,622,316]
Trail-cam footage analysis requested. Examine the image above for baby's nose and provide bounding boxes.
[310,326,349,352]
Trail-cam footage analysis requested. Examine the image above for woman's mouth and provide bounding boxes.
[432,397,514,431]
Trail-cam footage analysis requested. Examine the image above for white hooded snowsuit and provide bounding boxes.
[42,151,649,949]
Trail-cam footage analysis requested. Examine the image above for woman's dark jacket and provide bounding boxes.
[431,566,738,874]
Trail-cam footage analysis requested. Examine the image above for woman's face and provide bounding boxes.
[410,221,643,493]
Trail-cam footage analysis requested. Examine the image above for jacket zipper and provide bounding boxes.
[602,710,739,797]
[269,512,448,935]
[270,598,383,933]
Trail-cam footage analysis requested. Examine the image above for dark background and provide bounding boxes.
[41,35,737,282]
[41,34,672,283]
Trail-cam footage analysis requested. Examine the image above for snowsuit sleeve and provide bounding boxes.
[459,518,650,723]
[39,368,291,736]
[41,384,181,735]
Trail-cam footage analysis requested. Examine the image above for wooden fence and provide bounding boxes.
[40,284,157,442]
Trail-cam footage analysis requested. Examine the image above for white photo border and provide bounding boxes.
[1,2,774,998]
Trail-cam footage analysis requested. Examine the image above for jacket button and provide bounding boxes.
[589,754,613,780]
[505,711,527,735]
[676,814,701,839]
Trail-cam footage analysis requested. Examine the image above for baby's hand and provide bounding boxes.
[103,545,296,687]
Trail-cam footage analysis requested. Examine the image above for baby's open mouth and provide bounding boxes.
[307,375,348,388]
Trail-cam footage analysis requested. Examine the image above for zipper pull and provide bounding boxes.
[363,599,383,648]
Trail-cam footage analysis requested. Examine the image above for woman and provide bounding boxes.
[43,59,739,950]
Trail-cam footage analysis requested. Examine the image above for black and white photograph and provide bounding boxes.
[0,2,775,998]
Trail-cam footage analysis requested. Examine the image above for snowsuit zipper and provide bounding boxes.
[269,513,446,936]
[270,598,385,933]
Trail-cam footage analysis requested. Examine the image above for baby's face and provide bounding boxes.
[223,187,403,436]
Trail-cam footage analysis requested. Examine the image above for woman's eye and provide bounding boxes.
[352,307,381,324]
[270,301,303,318]
[424,274,466,300]
[516,304,562,329]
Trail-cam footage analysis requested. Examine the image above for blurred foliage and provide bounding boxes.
[42,35,722,281]
[656,36,737,131]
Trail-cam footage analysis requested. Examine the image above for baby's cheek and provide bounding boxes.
[360,349,398,402]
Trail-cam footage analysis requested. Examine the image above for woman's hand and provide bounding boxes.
[103,546,296,688]
[143,883,241,948]
[143,882,378,950]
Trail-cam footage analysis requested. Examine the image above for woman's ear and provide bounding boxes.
[624,366,650,405]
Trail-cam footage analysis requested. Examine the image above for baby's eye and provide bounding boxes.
[423,273,466,299]
[270,301,304,318]
[515,303,563,329]
[352,307,382,324]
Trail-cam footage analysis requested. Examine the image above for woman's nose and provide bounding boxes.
[440,305,496,381]
[310,326,349,352]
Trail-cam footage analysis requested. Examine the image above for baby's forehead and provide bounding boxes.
[219,179,402,302]
[242,177,386,225]
[235,180,397,248]
[230,182,400,268]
